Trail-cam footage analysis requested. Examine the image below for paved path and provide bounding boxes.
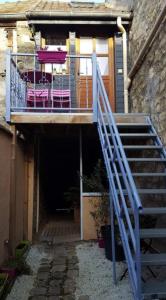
[40,220,80,244]
[28,242,88,300]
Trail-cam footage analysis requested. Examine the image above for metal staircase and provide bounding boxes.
[93,57,166,299]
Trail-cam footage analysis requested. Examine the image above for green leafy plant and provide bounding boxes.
[4,257,31,276]
[64,186,80,208]
[82,159,109,230]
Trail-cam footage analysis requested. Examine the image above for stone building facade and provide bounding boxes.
[129,1,166,143]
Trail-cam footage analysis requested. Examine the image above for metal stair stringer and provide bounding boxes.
[93,60,143,300]
[117,117,166,299]
[93,54,166,299]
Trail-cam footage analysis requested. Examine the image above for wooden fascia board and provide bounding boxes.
[28,19,130,26]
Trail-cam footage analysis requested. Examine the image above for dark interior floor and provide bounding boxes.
[40,211,80,244]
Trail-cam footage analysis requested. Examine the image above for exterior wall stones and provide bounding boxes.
[129,1,166,144]
[129,0,164,62]
[0,28,7,120]
[0,129,11,264]
[0,22,34,122]
[16,21,34,53]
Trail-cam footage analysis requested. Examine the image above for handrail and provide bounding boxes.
[8,51,94,115]
[97,64,142,211]
[11,52,91,59]
[93,55,142,299]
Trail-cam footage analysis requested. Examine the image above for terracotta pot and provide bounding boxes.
[74,208,80,223]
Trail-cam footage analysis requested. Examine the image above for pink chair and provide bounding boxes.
[27,89,49,108]
[50,89,71,108]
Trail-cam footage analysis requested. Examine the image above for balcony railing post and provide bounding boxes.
[6,49,11,122]
[92,52,97,123]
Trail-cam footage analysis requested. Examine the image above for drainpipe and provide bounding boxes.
[117,16,128,113]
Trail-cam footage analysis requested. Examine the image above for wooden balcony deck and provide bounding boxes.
[10,112,148,125]
[11,112,93,124]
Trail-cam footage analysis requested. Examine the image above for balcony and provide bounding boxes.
[6,50,98,124]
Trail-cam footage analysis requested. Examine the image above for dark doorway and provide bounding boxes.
[40,136,80,219]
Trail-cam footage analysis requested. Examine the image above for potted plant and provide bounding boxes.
[83,159,124,261]
[64,186,80,223]
[37,47,67,64]
[83,160,109,247]
[15,240,30,259]
[0,273,8,298]
[0,267,16,280]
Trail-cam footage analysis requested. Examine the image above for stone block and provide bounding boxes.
[64,279,75,295]
[67,269,79,279]
[29,287,47,296]
[51,265,66,273]
[48,286,60,296]
[51,271,64,280]
[49,279,61,287]
[37,272,50,281]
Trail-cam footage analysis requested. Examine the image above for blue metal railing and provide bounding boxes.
[92,54,143,300]
[6,51,94,122]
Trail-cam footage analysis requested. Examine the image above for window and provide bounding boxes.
[45,44,67,74]
[79,37,109,76]
[96,38,108,54]
[80,58,92,76]
[97,57,109,75]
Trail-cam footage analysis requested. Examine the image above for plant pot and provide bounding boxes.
[74,207,80,224]
[0,273,8,298]
[15,240,30,259]
[0,267,17,279]
[37,50,67,64]
[98,237,105,248]
[96,229,105,248]
[101,225,125,262]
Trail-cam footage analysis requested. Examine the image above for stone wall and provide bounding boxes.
[17,21,34,53]
[0,21,34,122]
[129,0,164,62]
[129,1,166,143]
[0,28,7,120]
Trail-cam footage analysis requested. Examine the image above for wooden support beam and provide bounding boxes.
[23,150,28,240]
[27,145,34,241]
[9,125,17,255]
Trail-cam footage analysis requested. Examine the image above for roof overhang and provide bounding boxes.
[28,19,130,26]
[0,10,132,25]
[0,13,26,21]
[26,10,132,20]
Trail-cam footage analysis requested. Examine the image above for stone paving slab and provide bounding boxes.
[29,242,79,300]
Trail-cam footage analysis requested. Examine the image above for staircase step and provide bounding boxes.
[121,145,162,150]
[128,207,166,215]
[118,189,166,194]
[107,133,157,138]
[131,172,166,177]
[116,123,151,128]
[114,172,166,177]
[126,158,166,162]
[143,280,166,298]
[141,253,166,266]
[140,228,166,239]
[114,114,149,125]
[142,207,166,215]
[119,133,157,138]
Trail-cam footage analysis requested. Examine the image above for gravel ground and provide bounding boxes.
[7,241,133,300]
[75,242,133,300]
[6,275,34,300]
[6,244,51,300]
